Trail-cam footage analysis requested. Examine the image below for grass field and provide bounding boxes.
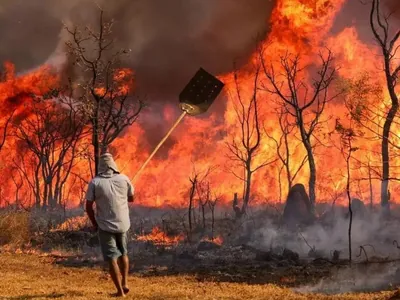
[0,253,398,300]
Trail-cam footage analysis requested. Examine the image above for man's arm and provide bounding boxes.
[127,179,134,203]
[85,180,98,230]
[86,201,98,229]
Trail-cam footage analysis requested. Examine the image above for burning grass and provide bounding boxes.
[53,215,90,232]
[0,253,397,300]
[201,235,224,246]
[137,226,185,246]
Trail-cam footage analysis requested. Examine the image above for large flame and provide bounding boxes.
[0,0,399,209]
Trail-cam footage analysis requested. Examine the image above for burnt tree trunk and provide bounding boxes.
[368,161,373,210]
[241,167,252,215]
[380,56,399,213]
[381,103,397,213]
[369,0,400,215]
[346,150,353,264]
[188,177,197,236]
[92,100,101,176]
[201,205,206,229]
[284,127,293,193]
[209,201,217,240]
[298,114,317,211]
[211,208,215,240]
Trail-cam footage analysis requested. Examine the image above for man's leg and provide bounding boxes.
[109,259,125,297]
[116,232,129,293]
[118,255,129,292]
[99,230,125,297]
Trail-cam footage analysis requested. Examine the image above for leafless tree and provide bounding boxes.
[188,173,197,237]
[64,9,144,175]
[208,194,219,241]
[266,108,307,196]
[13,152,37,208]
[261,49,338,211]
[197,181,210,230]
[335,119,359,265]
[226,64,276,217]
[14,99,84,209]
[367,159,374,210]
[369,0,400,213]
[188,164,215,236]
[10,169,23,209]
[0,110,15,152]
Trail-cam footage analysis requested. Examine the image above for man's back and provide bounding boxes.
[85,152,134,297]
[86,173,133,233]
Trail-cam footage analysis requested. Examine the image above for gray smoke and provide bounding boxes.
[295,263,400,294]
[244,207,400,294]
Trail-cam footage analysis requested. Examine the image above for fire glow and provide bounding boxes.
[136,227,184,246]
[0,0,399,209]
[201,236,224,246]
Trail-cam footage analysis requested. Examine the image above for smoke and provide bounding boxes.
[295,263,400,294]
[251,209,400,260]
[0,0,276,95]
[243,207,400,294]
[0,0,275,150]
[332,0,400,44]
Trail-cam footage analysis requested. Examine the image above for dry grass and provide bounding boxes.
[0,211,31,246]
[0,253,397,300]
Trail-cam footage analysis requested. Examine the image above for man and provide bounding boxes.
[86,153,134,298]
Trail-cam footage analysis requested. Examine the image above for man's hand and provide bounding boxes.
[86,200,98,232]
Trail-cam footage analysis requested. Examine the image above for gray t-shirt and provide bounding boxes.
[85,173,134,233]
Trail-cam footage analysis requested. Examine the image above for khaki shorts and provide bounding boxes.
[98,229,128,261]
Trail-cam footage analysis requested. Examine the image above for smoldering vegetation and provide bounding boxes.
[3,200,400,294]
[243,204,400,294]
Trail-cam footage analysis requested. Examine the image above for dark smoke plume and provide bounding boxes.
[332,0,400,44]
[0,0,276,98]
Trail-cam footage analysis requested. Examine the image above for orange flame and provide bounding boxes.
[137,227,184,246]
[53,216,90,232]
[201,236,223,246]
[0,0,399,209]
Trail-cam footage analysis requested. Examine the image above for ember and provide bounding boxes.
[201,236,223,246]
[136,227,184,246]
[53,216,90,232]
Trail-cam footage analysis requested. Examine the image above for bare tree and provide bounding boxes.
[188,173,197,238]
[0,110,15,152]
[266,108,307,195]
[197,181,210,230]
[335,119,359,264]
[369,0,400,213]
[226,65,276,217]
[14,99,84,209]
[261,49,338,211]
[64,9,144,174]
[188,165,215,236]
[208,195,219,241]
[11,169,23,209]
